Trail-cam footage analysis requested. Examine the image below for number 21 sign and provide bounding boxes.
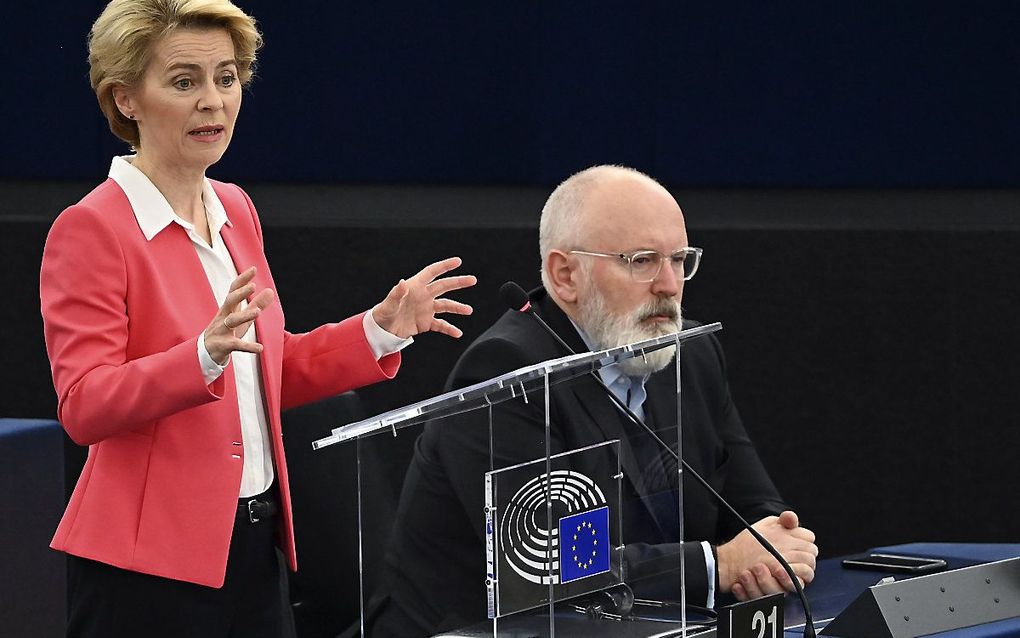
[719,592,785,638]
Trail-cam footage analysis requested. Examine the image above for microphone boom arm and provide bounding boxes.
[501,281,816,637]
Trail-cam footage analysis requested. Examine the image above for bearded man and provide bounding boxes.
[371,165,818,637]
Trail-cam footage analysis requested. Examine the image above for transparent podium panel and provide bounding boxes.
[310,323,723,637]
[484,441,624,620]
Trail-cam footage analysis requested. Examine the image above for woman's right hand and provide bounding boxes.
[203,266,277,365]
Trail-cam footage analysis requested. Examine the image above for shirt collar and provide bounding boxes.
[108,155,231,241]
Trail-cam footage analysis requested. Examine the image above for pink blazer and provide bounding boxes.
[40,178,399,587]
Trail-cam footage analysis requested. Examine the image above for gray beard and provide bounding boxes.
[577,288,682,377]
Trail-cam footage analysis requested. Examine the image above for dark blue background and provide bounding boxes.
[9,1,1020,186]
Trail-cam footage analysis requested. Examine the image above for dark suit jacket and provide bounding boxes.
[372,288,786,636]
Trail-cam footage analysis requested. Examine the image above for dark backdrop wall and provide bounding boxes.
[6,193,1019,560]
[2,2,1020,635]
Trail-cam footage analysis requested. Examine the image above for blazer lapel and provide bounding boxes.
[214,185,283,427]
[533,291,629,447]
[644,364,680,456]
[145,223,221,334]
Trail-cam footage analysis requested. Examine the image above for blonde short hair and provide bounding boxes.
[88,0,262,147]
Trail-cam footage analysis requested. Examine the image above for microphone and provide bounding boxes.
[498,281,532,313]
[499,281,816,638]
[499,282,575,353]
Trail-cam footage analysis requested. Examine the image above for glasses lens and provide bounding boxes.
[629,251,662,281]
[662,249,701,281]
[680,249,701,280]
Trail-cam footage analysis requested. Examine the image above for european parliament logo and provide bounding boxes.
[559,506,610,583]
[486,441,623,618]
[498,469,610,586]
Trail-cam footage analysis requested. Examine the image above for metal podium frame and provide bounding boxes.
[312,322,722,637]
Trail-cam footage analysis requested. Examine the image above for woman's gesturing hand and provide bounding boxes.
[372,257,476,339]
[203,266,277,365]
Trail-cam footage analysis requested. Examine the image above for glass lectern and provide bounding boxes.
[313,322,722,637]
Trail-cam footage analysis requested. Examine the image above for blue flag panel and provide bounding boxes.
[559,506,610,583]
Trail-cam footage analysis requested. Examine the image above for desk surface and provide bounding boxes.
[439,543,1020,638]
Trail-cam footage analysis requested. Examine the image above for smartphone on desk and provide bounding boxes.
[841,553,948,575]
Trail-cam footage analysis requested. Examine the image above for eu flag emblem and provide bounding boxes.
[558,506,610,583]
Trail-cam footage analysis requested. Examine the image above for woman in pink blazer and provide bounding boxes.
[39,1,474,636]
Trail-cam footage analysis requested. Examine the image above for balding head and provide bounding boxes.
[539,165,673,289]
[540,164,687,302]
[539,165,692,374]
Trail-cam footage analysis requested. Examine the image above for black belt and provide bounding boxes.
[237,491,278,524]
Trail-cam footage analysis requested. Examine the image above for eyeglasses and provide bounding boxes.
[569,247,703,282]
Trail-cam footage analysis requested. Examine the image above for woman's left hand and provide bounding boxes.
[372,256,476,339]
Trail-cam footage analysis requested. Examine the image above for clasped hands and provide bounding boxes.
[717,510,818,601]
[203,257,475,366]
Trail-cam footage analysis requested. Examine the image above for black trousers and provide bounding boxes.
[66,493,295,638]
